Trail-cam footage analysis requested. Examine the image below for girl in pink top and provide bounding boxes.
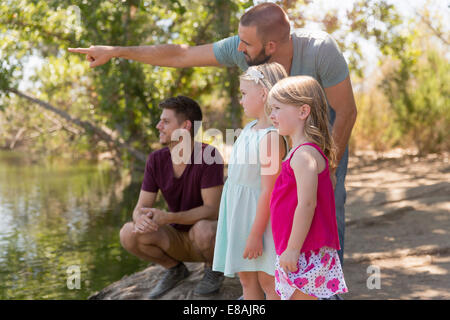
[268,76,348,300]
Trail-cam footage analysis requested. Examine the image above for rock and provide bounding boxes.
[88,263,243,300]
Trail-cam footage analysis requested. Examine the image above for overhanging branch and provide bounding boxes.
[5,87,147,163]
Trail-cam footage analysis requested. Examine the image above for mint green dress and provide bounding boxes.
[213,120,282,278]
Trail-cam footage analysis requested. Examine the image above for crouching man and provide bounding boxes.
[120,96,224,299]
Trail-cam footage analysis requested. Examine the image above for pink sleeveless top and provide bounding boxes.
[270,143,340,255]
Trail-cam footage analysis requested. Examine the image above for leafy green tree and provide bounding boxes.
[1,0,251,166]
[1,0,435,165]
[380,43,449,154]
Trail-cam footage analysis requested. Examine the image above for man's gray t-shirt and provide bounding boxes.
[213,28,349,89]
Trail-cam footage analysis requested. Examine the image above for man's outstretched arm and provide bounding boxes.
[68,43,220,68]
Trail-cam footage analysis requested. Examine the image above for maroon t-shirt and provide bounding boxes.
[141,142,224,231]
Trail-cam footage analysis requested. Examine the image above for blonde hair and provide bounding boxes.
[268,76,337,169]
[240,62,288,114]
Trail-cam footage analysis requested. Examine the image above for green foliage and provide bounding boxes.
[0,0,447,164]
[380,47,450,154]
[0,0,247,164]
[282,0,404,78]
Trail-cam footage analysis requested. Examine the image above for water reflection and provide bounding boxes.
[0,151,161,299]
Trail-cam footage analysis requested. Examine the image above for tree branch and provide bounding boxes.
[414,9,449,45]
[5,87,147,163]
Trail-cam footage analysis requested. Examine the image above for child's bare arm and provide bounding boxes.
[243,132,286,259]
[279,147,318,272]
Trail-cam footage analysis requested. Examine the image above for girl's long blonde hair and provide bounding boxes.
[268,76,337,169]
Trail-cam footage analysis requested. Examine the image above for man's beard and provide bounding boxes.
[244,47,271,66]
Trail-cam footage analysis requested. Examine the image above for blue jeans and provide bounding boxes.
[329,107,348,268]
[334,146,348,268]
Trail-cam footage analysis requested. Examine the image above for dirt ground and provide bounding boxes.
[90,151,450,300]
[342,150,450,299]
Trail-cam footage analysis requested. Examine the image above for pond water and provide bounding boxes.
[0,151,153,299]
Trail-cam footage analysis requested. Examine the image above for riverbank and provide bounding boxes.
[89,151,450,300]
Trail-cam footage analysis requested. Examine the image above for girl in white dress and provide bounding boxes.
[213,63,288,299]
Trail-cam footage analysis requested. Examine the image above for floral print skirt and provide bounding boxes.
[275,246,348,299]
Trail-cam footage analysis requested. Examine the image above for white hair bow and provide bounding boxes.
[244,67,264,84]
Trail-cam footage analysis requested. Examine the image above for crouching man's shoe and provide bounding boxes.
[148,262,190,299]
[193,266,224,296]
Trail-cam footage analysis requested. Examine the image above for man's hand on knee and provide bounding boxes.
[133,210,159,234]
[141,207,172,227]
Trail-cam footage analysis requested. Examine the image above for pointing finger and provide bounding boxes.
[68,47,90,54]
